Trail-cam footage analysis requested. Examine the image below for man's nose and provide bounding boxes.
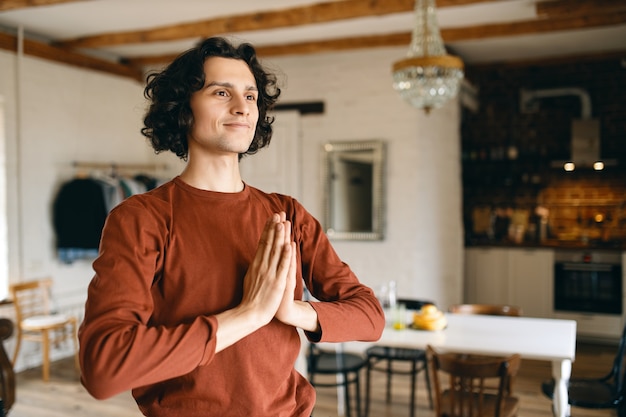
[232,95,250,115]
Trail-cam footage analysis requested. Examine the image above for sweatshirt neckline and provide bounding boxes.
[173,176,250,201]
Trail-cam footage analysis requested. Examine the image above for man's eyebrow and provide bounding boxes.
[205,81,258,91]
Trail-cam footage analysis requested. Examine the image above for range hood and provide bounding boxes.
[569,119,603,170]
[520,87,617,171]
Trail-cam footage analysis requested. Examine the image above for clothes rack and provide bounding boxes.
[55,162,170,263]
[72,161,168,173]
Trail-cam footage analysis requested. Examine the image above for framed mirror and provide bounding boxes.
[321,140,385,240]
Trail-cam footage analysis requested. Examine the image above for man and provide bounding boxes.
[79,37,385,417]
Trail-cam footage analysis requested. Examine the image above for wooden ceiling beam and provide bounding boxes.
[55,0,505,49]
[536,0,626,18]
[470,48,626,69]
[443,10,626,41]
[0,0,84,12]
[128,33,413,67]
[0,32,144,81]
[128,11,626,66]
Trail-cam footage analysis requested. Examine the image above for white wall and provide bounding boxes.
[268,47,464,308]
[0,45,463,370]
[0,50,183,369]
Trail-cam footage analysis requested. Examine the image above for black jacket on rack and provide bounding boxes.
[53,178,108,253]
[52,173,164,263]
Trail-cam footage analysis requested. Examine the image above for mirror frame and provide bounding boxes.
[321,140,385,241]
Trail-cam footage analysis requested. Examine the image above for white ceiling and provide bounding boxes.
[0,0,625,68]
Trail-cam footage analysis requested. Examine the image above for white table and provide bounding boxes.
[338,313,577,417]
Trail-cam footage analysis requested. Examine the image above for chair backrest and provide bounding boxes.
[448,304,523,317]
[307,343,337,373]
[427,345,521,417]
[612,322,626,396]
[397,298,435,311]
[0,318,14,414]
[9,278,55,322]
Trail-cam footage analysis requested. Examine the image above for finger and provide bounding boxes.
[280,243,297,306]
[277,212,289,245]
[252,213,280,270]
[287,242,297,290]
[283,220,292,246]
[270,212,281,224]
[274,238,293,281]
[267,221,287,273]
[261,213,280,244]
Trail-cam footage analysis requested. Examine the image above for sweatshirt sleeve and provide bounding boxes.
[294,202,385,343]
[78,199,217,400]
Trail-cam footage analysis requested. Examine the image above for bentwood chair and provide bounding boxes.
[448,304,523,317]
[365,298,434,417]
[9,278,79,381]
[0,318,15,416]
[307,343,368,417]
[541,322,626,416]
[448,303,522,395]
[427,345,521,417]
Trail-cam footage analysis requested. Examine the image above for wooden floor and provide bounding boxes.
[8,341,618,417]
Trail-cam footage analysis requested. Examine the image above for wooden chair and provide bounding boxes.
[448,304,522,317]
[447,303,522,395]
[427,345,521,417]
[365,298,434,417]
[9,278,79,381]
[0,318,15,416]
[307,343,368,417]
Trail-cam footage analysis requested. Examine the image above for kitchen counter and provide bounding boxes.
[466,239,625,252]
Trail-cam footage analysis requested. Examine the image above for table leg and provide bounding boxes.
[551,359,571,417]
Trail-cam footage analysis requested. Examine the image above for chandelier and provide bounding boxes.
[392,0,464,113]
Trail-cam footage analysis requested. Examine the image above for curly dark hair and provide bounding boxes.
[141,37,281,160]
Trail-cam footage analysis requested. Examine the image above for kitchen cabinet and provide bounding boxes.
[553,311,622,339]
[464,248,509,305]
[507,248,553,318]
[464,247,553,318]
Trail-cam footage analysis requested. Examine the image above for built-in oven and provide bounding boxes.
[554,251,623,315]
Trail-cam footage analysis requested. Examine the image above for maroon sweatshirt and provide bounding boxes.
[79,177,384,417]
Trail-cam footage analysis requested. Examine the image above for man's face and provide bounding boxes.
[187,57,259,157]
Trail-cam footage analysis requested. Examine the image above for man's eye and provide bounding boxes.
[246,94,257,101]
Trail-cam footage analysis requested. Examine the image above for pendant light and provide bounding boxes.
[392,0,464,113]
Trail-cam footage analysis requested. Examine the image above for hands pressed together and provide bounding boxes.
[241,211,298,326]
[214,212,318,353]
